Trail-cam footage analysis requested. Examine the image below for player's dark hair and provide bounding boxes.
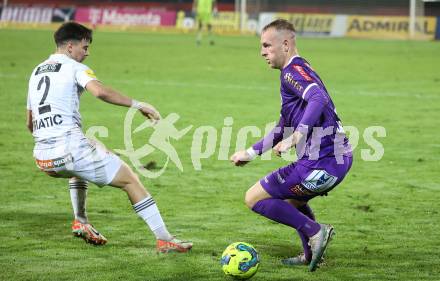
[54,22,93,47]
[262,19,296,33]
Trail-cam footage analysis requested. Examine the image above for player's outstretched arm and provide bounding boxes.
[85,80,161,121]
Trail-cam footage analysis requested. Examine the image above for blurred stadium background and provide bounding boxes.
[1,0,440,40]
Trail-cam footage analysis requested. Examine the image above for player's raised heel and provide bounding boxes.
[308,224,334,272]
[156,237,193,253]
[71,220,107,246]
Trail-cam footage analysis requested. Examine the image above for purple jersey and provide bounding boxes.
[252,56,351,166]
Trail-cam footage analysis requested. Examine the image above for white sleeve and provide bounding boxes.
[75,63,98,88]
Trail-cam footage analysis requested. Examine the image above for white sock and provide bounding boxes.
[133,196,173,241]
[69,179,88,224]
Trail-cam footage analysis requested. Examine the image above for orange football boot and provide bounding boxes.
[71,220,107,246]
[156,237,193,253]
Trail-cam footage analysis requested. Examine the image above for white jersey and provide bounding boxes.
[27,54,97,143]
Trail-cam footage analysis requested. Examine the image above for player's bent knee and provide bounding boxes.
[244,193,257,209]
[245,182,272,209]
[244,183,260,209]
[110,162,139,188]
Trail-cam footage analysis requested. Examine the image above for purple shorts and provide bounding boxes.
[260,156,353,201]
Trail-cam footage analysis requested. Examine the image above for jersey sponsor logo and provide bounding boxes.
[289,184,314,196]
[293,65,313,81]
[284,72,303,92]
[35,154,72,170]
[301,170,338,193]
[85,69,97,79]
[36,159,54,169]
[35,63,62,75]
[33,114,63,131]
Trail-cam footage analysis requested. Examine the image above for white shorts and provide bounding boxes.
[33,129,122,186]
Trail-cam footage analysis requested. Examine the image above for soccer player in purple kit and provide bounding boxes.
[230,19,353,271]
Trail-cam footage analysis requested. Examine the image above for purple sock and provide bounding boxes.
[297,204,315,261]
[252,199,320,237]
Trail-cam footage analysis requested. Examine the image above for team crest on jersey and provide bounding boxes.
[302,170,337,193]
[35,63,62,75]
[284,72,303,91]
[293,65,313,81]
[85,69,97,78]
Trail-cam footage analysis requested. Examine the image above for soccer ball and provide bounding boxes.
[220,242,260,279]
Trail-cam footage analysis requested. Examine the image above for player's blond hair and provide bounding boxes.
[262,19,296,34]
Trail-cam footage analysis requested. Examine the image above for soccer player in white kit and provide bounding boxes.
[26,22,192,253]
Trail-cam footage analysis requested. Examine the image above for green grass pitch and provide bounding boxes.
[0,28,439,281]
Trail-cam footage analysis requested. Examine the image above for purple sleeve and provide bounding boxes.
[298,85,329,129]
[252,115,285,155]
